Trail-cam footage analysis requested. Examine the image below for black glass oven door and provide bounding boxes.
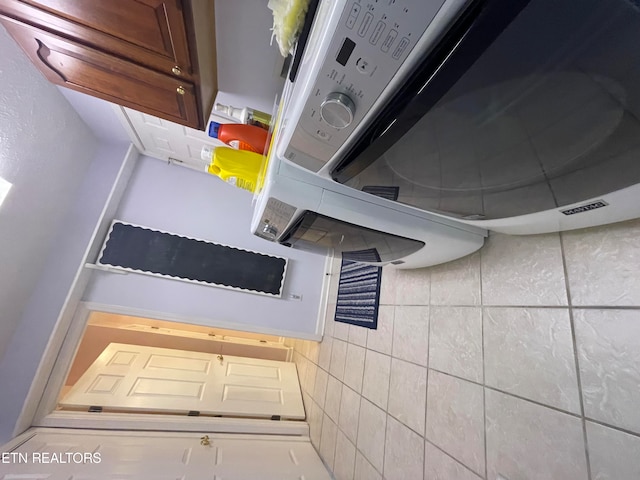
[279,211,424,263]
[331,0,640,220]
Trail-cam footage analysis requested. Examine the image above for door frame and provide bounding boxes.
[31,303,309,437]
[11,143,330,440]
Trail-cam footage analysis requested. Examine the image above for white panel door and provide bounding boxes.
[123,107,227,169]
[60,343,304,419]
[2,430,332,479]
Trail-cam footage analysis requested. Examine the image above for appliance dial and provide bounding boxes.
[262,223,278,239]
[320,92,355,129]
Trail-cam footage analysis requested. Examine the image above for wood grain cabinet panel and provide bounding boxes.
[0,0,216,129]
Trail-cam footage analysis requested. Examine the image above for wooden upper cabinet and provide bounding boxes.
[0,0,217,129]
[1,17,200,126]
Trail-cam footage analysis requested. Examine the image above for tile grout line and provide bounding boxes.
[585,417,640,439]
[426,438,485,480]
[312,337,640,457]
[327,344,344,466]
[353,321,370,460]
[331,335,343,470]
[317,267,374,478]
[425,304,640,310]
[425,269,433,479]
[479,247,488,480]
[381,299,396,479]
[430,366,588,419]
[559,231,593,480]
[321,299,336,469]
[349,286,392,479]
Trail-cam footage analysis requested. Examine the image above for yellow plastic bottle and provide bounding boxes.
[201,146,264,193]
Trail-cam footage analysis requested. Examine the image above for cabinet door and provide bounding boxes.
[0,0,193,78]
[1,15,201,128]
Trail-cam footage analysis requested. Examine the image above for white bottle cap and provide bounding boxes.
[201,145,215,162]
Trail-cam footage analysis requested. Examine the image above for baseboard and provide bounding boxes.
[314,254,335,339]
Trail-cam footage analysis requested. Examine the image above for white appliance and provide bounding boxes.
[253,0,640,268]
[252,151,486,268]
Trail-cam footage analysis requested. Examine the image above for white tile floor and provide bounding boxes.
[291,218,640,480]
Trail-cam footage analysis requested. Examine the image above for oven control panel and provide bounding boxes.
[282,0,447,171]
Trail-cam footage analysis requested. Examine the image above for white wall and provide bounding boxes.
[0,24,100,361]
[214,0,287,115]
[0,141,131,445]
[57,88,132,144]
[83,155,328,337]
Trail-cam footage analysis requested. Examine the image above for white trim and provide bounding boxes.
[13,145,139,438]
[0,428,37,453]
[83,302,323,341]
[314,254,334,338]
[83,262,129,274]
[111,105,145,152]
[35,413,309,437]
[3,428,312,446]
[33,304,93,424]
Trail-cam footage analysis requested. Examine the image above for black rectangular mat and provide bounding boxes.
[334,259,382,329]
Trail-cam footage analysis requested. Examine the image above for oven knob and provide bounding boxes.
[320,92,355,129]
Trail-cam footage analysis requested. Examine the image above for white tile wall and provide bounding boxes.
[586,421,640,480]
[361,350,391,410]
[334,430,357,480]
[395,268,431,305]
[325,375,343,423]
[338,385,361,444]
[384,415,425,480]
[290,218,640,480]
[484,307,581,413]
[485,389,588,480]
[308,399,323,448]
[563,219,640,306]
[426,371,485,476]
[348,324,368,347]
[424,442,483,480]
[392,306,430,366]
[429,306,483,382]
[329,338,348,381]
[574,309,640,433]
[356,399,387,473]
[343,344,366,393]
[354,451,382,480]
[388,358,427,435]
[481,233,568,306]
[429,252,481,306]
[366,305,394,355]
[319,413,338,469]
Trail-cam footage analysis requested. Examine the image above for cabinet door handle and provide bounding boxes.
[176,85,186,95]
[172,66,182,76]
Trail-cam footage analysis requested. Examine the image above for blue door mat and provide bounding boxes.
[334,259,382,329]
